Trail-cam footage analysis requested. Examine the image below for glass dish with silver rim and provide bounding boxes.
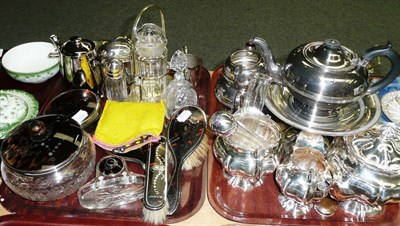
[0,114,96,201]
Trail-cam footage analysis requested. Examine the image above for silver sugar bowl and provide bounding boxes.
[211,110,281,191]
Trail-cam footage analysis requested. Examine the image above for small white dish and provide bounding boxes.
[2,42,59,83]
[381,90,400,125]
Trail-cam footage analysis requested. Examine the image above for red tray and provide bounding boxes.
[207,67,400,225]
[0,55,207,225]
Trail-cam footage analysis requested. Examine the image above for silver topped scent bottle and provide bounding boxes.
[162,49,198,119]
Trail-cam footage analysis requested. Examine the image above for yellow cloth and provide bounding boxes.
[94,100,165,146]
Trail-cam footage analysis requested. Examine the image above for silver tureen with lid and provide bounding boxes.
[328,122,400,217]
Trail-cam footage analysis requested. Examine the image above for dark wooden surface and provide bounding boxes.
[0,57,207,225]
[206,67,400,225]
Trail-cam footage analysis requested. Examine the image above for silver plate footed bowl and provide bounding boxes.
[212,110,282,191]
[328,122,400,206]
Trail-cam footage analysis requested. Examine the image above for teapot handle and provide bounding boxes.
[362,41,400,95]
[132,4,166,37]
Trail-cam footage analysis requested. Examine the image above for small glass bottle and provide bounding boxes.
[103,59,128,101]
[186,52,210,115]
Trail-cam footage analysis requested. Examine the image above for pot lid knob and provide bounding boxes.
[324,39,341,49]
[29,120,46,135]
[311,39,349,68]
[28,120,49,142]
[62,36,95,57]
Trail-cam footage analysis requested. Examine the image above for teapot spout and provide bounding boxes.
[248,37,282,83]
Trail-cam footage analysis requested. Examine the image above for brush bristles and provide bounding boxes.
[182,134,210,171]
[143,202,169,225]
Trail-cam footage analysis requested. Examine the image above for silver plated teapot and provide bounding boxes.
[249,37,400,110]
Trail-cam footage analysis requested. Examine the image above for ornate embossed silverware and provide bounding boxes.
[328,122,400,218]
[211,110,281,190]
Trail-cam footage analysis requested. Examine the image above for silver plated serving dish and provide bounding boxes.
[265,83,381,136]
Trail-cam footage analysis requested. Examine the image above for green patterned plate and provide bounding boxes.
[0,89,39,139]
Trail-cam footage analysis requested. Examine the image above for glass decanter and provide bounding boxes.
[162,49,198,119]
